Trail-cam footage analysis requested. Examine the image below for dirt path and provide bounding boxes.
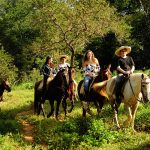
[16,110,34,143]
[16,109,47,149]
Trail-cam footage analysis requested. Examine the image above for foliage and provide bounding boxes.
[32,0,129,65]
[1,77,150,149]
[0,46,17,83]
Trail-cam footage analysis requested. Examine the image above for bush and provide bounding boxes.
[0,47,18,83]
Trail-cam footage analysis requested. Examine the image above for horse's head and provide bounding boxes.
[68,66,75,81]
[101,64,112,80]
[2,79,11,92]
[54,69,68,88]
[141,74,150,103]
[96,64,112,82]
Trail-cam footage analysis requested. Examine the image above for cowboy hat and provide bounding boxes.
[115,46,131,57]
[59,55,69,60]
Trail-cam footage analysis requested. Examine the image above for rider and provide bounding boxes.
[115,46,135,106]
[58,55,78,100]
[41,56,56,100]
[82,50,100,97]
[58,55,70,73]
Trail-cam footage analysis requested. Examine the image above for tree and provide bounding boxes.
[0,45,17,82]
[31,0,130,66]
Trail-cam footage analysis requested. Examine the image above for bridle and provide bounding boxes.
[129,75,150,104]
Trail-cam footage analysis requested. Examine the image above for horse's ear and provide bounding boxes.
[141,74,144,79]
[108,64,111,69]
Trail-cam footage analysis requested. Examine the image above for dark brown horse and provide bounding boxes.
[34,69,68,119]
[77,65,112,117]
[0,79,11,102]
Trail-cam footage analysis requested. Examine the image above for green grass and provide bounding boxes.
[0,80,150,150]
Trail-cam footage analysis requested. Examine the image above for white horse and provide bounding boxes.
[93,73,150,130]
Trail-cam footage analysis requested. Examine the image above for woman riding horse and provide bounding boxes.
[58,55,77,113]
[34,69,68,119]
[78,50,111,117]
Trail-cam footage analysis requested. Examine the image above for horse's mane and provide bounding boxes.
[48,70,67,88]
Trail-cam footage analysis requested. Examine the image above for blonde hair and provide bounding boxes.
[82,50,97,64]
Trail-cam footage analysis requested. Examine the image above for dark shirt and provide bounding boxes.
[43,64,51,77]
[117,56,135,74]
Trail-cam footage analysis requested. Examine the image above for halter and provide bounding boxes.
[129,75,150,104]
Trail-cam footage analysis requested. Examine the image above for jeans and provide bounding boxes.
[115,74,128,105]
[83,76,92,93]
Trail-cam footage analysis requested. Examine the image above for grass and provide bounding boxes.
[0,81,150,150]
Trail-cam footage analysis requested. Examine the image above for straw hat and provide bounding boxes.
[115,46,131,57]
[59,55,69,60]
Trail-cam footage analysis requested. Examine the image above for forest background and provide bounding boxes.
[0,1,150,149]
[0,0,150,83]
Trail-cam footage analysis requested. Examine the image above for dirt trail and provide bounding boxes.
[16,110,34,143]
[16,109,47,149]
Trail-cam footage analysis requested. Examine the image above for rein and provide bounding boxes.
[129,77,145,104]
[128,76,146,104]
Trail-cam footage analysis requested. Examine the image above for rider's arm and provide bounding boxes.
[43,65,51,77]
[130,65,135,74]
[117,66,127,74]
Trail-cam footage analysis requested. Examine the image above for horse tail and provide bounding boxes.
[77,80,84,100]
[34,81,41,114]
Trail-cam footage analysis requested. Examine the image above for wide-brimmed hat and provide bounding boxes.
[115,46,131,57]
[59,55,69,60]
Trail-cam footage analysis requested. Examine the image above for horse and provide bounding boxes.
[0,79,11,102]
[34,76,53,115]
[34,69,68,119]
[77,64,112,117]
[93,73,150,130]
[64,66,78,113]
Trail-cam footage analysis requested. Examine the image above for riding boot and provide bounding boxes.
[115,82,123,107]
[115,77,126,106]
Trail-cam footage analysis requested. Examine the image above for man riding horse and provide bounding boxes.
[115,46,135,106]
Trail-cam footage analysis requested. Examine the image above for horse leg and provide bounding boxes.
[62,96,67,117]
[38,99,46,117]
[68,93,74,113]
[94,100,100,116]
[55,99,61,120]
[81,101,93,116]
[112,104,120,129]
[47,99,54,118]
[95,96,104,116]
[81,101,87,117]
[130,102,139,130]
[41,102,46,117]
[123,104,132,128]
[86,102,93,116]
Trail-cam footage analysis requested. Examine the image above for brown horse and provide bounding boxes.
[64,67,78,113]
[0,79,11,102]
[34,69,68,119]
[77,65,112,117]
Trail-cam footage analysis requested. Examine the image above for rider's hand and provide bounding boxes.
[125,71,131,76]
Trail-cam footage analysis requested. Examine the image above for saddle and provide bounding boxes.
[38,76,53,91]
[109,76,129,99]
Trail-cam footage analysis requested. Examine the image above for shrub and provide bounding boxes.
[0,47,18,83]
